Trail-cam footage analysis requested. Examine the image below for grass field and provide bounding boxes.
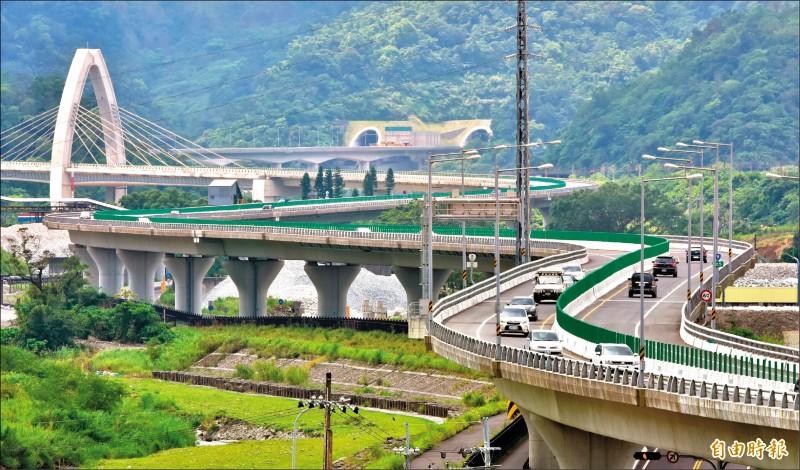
[97,378,439,469]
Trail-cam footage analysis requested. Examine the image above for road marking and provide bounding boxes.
[477,312,496,339]
[580,284,629,321]
[632,446,648,469]
[642,447,658,469]
[540,312,556,329]
[692,458,702,469]
[633,267,711,337]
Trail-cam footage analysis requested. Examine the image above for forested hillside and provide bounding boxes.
[1,1,754,170]
[548,4,799,171]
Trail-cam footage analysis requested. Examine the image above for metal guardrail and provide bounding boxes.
[428,236,798,409]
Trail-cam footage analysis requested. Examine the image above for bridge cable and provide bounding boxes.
[0,105,58,137]
[0,108,59,161]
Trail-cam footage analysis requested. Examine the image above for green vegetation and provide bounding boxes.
[89,325,486,380]
[118,188,208,210]
[0,347,197,469]
[550,5,799,173]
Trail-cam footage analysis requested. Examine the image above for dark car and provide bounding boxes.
[508,296,537,321]
[628,272,658,298]
[652,255,678,277]
[686,246,708,263]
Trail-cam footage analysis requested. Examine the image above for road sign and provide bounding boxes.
[700,289,712,303]
[715,253,722,261]
[666,451,679,463]
[466,261,478,268]
[468,253,477,262]
[715,261,724,268]
[278,299,284,305]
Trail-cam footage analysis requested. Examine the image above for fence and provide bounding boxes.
[152,371,456,418]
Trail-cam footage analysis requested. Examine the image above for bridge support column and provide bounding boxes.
[87,247,124,295]
[521,408,639,469]
[359,161,370,171]
[163,255,215,314]
[71,244,99,288]
[303,262,360,317]
[221,258,284,317]
[392,266,451,308]
[116,250,163,303]
[106,186,127,203]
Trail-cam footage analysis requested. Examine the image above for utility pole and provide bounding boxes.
[323,372,332,470]
[515,0,530,266]
[392,422,420,470]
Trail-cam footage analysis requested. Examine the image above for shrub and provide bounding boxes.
[283,366,309,386]
[253,360,283,382]
[0,327,20,346]
[461,391,486,407]
[233,364,254,380]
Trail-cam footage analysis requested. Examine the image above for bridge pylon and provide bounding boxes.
[51,49,126,202]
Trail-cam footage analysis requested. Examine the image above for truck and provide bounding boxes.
[532,269,570,303]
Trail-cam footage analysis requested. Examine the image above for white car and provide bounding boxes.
[591,343,638,368]
[527,330,563,355]
[562,264,585,281]
[498,306,530,336]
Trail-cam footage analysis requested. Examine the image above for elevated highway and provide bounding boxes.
[41,197,798,469]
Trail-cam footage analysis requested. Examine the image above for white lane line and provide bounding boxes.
[632,446,648,469]
[477,313,495,339]
[633,262,717,337]
[642,447,658,469]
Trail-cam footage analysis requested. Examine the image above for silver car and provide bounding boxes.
[528,330,563,355]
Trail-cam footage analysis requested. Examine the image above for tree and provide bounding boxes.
[385,168,396,195]
[333,167,345,198]
[378,200,423,225]
[362,172,374,196]
[300,172,312,199]
[370,166,379,193]
[314,167,325,198]
[351,188,360,197]
[2,227,54,292]
[324,169,334,198]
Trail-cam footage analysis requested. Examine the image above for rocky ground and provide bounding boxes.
[733,263,798,287]
[191,351,494,402]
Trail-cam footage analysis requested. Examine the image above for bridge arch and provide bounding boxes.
[50,49,126,201]
[348,127,381,147]
[460,126,491,147]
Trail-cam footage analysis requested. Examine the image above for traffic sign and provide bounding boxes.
[715,253,722,261]
[278,299,284,305]
[666,451,679,463]
[700,289,712,303]
[715,261,724,268]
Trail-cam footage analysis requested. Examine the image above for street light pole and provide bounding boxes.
[660,147,705,265]
[694,141,734,262]
[494,165,501,360]
[424,151,481,334]
[640,173,704,387]
[666,163,719,329]
[462,155,467,290]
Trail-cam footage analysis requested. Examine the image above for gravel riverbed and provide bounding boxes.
[732,263,798,287]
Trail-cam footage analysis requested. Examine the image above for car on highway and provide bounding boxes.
[652,255,678,277]
[628,272,658,298]
[686,246,708,263]
[498,306,530,336]
[591,343,638,368]
[527,330,563,355]
[561,263,585,281]
[508,296,537,321]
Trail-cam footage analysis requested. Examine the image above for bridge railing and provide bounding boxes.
[428,233,798,409]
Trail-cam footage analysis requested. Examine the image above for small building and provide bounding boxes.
[208,179,243,206]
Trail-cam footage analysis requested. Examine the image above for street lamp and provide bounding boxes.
[424,150,481,333]
[693,140,734,261]
[665,162,720,330]
[659,147,706,262]
[766,172,800,181]
[643,154,696,300]
[640,173,704,387]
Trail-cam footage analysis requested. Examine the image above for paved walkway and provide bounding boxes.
[410,413,509,469]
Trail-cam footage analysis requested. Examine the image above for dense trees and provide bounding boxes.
[549,182,684,234]
[300,172,312,199]
[118,188,207,210]
[385,168,396,195]
[549,5,799,173]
